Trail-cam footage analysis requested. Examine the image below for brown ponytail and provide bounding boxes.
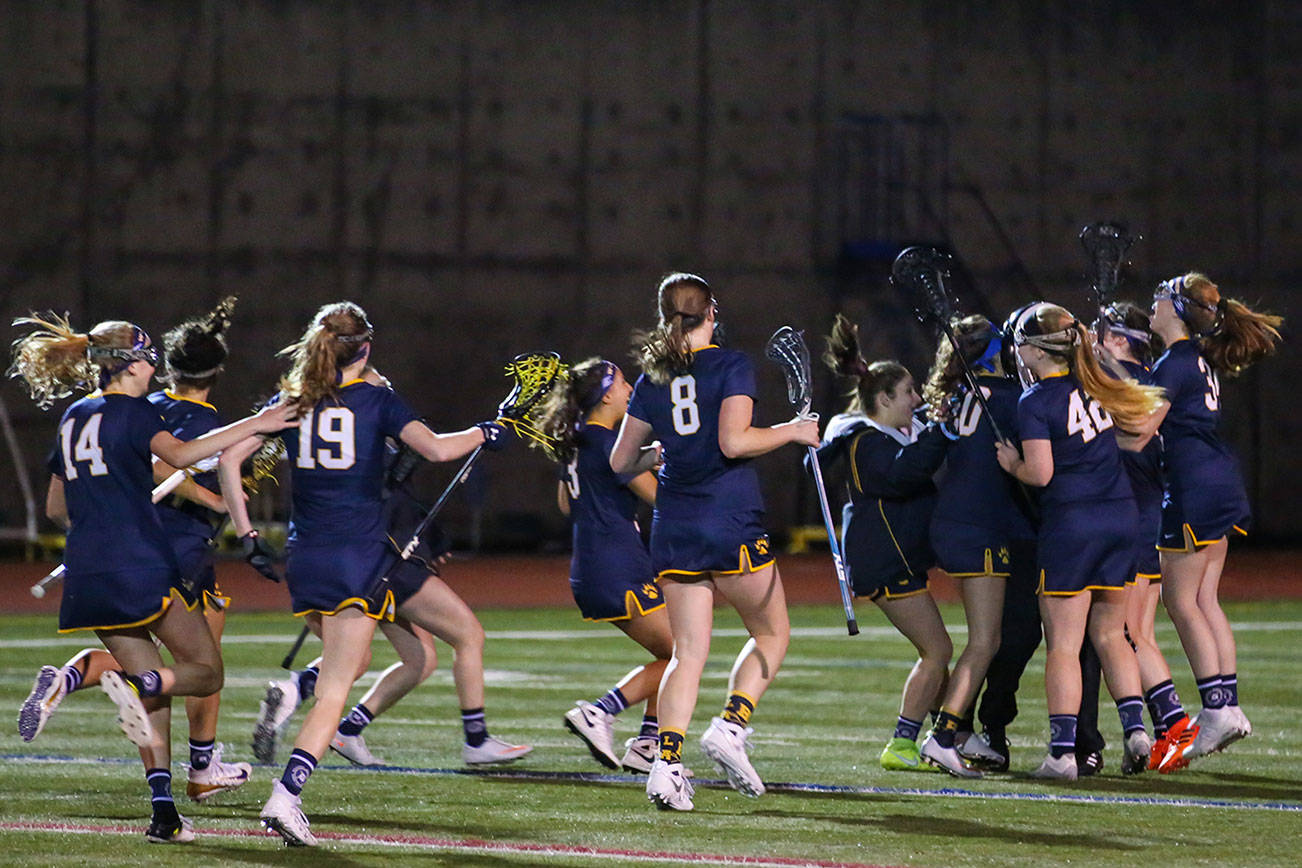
[9,314,144,408]
[1180,274,1283,376]
[632,273,713,385]
[532,357,615,463]
[922,315,997,422]
[278,301,373,408]
[822,313,908,415]
[162,295,237,389]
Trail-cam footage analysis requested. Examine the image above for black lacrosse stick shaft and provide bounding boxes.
[281,624,311,670]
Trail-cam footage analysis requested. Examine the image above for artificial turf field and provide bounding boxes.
[1,601,1299,867]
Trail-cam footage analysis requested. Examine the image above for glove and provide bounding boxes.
[241,531,282,583]
[476,420,508,452]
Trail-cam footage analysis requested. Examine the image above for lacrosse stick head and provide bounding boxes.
[497,351,565,447]
[1079,222,1137,311]
[764,326,814,416]
[891,246,957,325]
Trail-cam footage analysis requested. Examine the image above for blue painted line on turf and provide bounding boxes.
[5,752,1300,814]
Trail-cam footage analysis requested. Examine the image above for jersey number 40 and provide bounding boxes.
[1066,389,1113,443]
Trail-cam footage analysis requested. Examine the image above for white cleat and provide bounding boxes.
[1185,706,1238,760]
[100,671,155,749]
[252,678,301,764]
[563,701,619,769]
[260,781,317,847]
[1030,752,1078,781]
[187,743,253,801]
[646,758,695,811]
[699,717,765,798]
[958,731,1009,771]
[18,665,67,742]
[1230,705,1252,738]
[620,735,657,774]
[920,733,983,778]
[462,734,533,765]
[330,731,384,767]
[1121,729,1153,776]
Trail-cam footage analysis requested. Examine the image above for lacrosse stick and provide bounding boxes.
[892,246,1009,443]
[30,455,221,598]
[363,352,565,611]
[765,326,858,636]
[1079,221,1137,322]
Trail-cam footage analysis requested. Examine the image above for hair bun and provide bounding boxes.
[203,296,238,336]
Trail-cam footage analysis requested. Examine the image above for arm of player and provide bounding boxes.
[152,400,297,470]
[610,413,657,475]
[996,437,1053,487]
[718,395,819,459]
[399,420,488,464]
[152,457,228,513]
[556,480,571,517]
[218,434,266,537]
[627,470,658,507]
[1115,400,1169,452]
[45,476,68,529]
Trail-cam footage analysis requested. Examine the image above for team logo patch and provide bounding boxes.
[997,546,1010,565]
[642,583,660,600]
[754,538,769,557]
[289,764,311,789]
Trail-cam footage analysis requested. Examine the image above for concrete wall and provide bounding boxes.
[2,1,1298,543]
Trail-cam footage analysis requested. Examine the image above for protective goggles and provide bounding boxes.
[1154,276,1222,335]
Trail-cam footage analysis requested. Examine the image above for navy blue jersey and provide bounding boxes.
[627,345,764,521]
[280,379,419,545]
[148,390,223,540]
[932,374,1027,534]
[1150,339,1223,446]
[46,393,176,576]
[1016,372,1132,507]
[565,422,644,536]
[1115,360,1164,508]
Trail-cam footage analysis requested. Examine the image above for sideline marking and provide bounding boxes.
[4,753,1299,814]
[0,821,896,867]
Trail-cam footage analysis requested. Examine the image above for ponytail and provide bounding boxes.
[532,357,617,463]
[633,272,712,385]
[278,301,373,408]
[162,295,237,389]
[822,313,908,415]
[1162,272,1283,375]
[9,314,147,408]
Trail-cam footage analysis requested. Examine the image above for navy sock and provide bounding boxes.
[338,703,374,737]
[1223,672,1239,706]
[62,665,84,695]
[1049,714,1078,758]
[125,670,163,698]
[280,748,317,796]
[462,707,487,747]
[189,738,215,771]
[1144,680,1186,734]
[932,709,962,749]
[1116,696,1146,735]
[594,688,628,717]
[893,715,923,742]
[640,714,659,738]
[1197,675,1227,709]
[146,768,176,819]
[297,666,319,700]
[658,728,685,764]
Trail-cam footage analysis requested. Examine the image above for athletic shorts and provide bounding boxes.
[1158,441,1251,551]
[386,553,435,609]
[286,539,396,620]
[931,520,1012,578]
[170,533,228,611]
[650,512,774,580]
[1132,495,1162,583]
[1037,499,1138,596]
[58,567,190,633]
[858,567,929,602]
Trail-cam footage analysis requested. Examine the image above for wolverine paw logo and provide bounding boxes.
[642,583,660,599]
[754,538,769,556]
[998,546,1010,565]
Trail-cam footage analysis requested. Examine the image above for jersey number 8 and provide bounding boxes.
[1066,389,1113,443]
[670,375,701,436]
[296,407,357,469]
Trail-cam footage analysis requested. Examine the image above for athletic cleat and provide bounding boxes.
[252,678,301,764]
[1076,750,1104,777]
[1227,705,1252,742]
[879,736,925,771]
[1121,730,1152,776]
[1185,706,1237,760]
[1030,752,1078,781]
[187,743,252,800]
[563,700,619,769]
[260,781,316,847]
[1152,715,1198,773]
[100,670,154,749]
[646,758,695,811]
[18,665,66,741]
[145,812,195,844]
[958,730,1009,771]
[699,716,765,797]
[620,735,657,774]
[462,734,533,765]
[330,732,384,767]
[920,733,982,778]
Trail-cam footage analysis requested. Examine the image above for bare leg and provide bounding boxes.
[185,606,227,742]
[1086,588,1142,701]
[611,606,673,713]
[1039,593,1090,716]
[366,618,439,716]
[397,574,485,709]
[713,563,790,706]
[291,607,377,760]
[942,575,1004,716]
[97,627,173,767]
[1161,544,1221,681]
[876,592,953,721]
[656,578,716,735]
[1193,539,1236,675]
[1126,578,1173,690]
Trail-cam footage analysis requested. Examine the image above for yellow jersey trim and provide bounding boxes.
[849,432,866,493]
[582,588,668,623]
[164,390,217,411]
[943,548,1010,578]
[657,543,774,581]
[294,591,396,622]
[1040,370,1070,379]
[1036,569,1127,597]
[691,344,721,353]
[873,584,930,602]
[57,590,184,633]
[339,378,367,388]
[585,420,615,431]
[877,499,912,573]
[1157,522,1242,553]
